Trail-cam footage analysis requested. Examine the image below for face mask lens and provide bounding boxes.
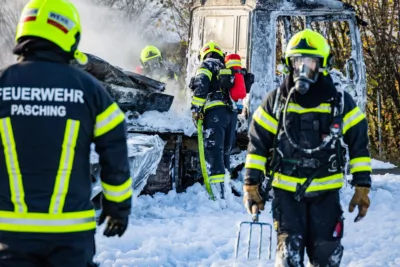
[144,57,161,71]
[290,56,320,82]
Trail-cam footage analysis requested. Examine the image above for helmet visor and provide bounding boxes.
[290,56,320,82]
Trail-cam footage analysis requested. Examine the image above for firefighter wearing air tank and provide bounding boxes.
[0,0,132,266]
[243,29,372,267]
[190,41,240,197]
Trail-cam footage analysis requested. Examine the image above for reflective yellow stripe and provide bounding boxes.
[219,69,233,75]
[0,118,27,213]
[245,154,267,172]
[196,68,212,80]
[272,173,344,192]
[191,96,206,107]
[252,106,278,135]
[102,177,133,203]
[0,210,96,233]
[204,100,226,110]
[49,120,80,214]
[209,174,225,183]
[349,157,372,173]
[94,103,125,137]
[225,59,241,68]
[287,103,331,114]
[343,106,365,134]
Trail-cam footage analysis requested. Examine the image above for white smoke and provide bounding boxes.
[0,0,191,117]
[164,79,191,115]
[70,0,153,71]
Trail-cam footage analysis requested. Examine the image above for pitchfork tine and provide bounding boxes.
[235,204,273,260]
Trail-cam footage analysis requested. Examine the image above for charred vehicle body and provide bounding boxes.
[88,0,368,204]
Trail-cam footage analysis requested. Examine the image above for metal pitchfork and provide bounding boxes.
[234,204,273,260]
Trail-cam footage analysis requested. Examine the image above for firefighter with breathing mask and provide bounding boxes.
[243,29,372,266]
[139,45,178,83]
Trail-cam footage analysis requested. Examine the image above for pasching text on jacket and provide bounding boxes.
[0,87,84,117]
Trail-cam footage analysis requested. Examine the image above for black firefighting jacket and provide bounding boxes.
[0,40,132,234]
[245,75,371,195]
[190,58,232,113]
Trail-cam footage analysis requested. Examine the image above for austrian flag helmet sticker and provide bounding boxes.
[47,12,76,34]
[20,8,39,23]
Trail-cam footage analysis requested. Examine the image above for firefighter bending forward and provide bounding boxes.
[190,41,238,198]
[139,45,178,83]
[0,0,132,266]
[243,29,372,266]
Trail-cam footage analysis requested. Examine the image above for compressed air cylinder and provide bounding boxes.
[225,54,246,101]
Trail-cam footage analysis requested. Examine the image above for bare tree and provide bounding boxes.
[343,0,400,162]
[0,0,25,68]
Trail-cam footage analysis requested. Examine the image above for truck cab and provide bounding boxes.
[187,0,367,116]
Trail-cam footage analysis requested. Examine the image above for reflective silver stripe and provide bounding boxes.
[196,69,212,80]
[0,217,94,226]
[226,60,241,68]
[103,186,132,198]
[253,108,278,134]
[350,161,372,169]
[343,108,364,130]
[287,103,331,113]
[96,106,123,130]
[209,175,224,183]
[51,120,79,214]
[246,158,265,167]
[0,118,26,213]
[310,178,343,187]
[273,178,296,188]
[273,175,343,191]
[204,100,225,109]
[192,98,206,106]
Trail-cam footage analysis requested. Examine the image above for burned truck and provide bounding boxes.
[187,0,367,114]
[88,0,369,203]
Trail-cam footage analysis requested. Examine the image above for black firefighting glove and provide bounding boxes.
[349,186,370,223]
[98,196,130,237]
[243,184,265,214]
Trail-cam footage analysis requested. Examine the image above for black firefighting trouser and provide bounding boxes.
[203,107,237,184]
[272,188,344,267]
[0,230,98,267]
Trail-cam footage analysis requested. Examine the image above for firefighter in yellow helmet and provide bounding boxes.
[243,29,371,266]
[138,45,178,83]
[189,41,238,199]
[0,0,132,266]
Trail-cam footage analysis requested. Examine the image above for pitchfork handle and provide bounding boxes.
[251,204,259,222]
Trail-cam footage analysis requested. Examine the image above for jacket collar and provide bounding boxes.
[13,37,73,64]
[279,73,337,108]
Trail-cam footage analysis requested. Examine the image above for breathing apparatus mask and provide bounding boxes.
[290,56,321,95]
[142,56,162,73]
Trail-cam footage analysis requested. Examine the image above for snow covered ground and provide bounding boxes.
[93,159,400,267]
